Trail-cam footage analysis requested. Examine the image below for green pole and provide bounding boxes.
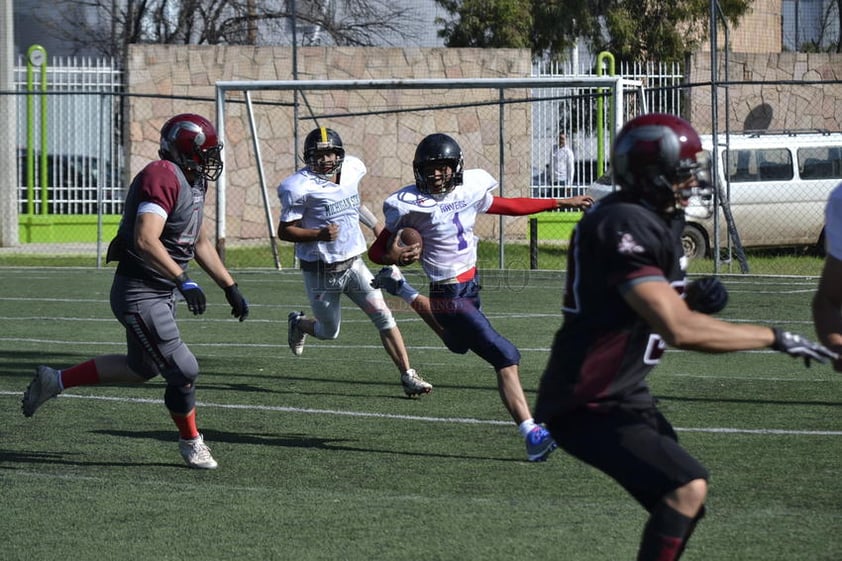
[25,45,47,216]
[595,51,615,177]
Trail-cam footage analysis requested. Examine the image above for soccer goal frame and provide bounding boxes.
[214,76,645,269]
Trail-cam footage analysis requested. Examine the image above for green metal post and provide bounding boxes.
[25,45,48,216]
[596,51,615,177]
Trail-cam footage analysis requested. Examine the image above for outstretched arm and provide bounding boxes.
[627,277,835,366]
[486,195,593,216]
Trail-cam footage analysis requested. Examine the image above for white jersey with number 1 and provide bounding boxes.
[382,168,497,282]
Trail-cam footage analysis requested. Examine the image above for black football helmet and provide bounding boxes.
[611,113,711,212]
[159,113,223,182]
[303,127,345,178]
[413,133,464,196]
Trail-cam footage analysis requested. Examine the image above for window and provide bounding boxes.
[723,148,793,182]
[798,147,842,179]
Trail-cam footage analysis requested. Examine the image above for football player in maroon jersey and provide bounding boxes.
[22,113,249,470]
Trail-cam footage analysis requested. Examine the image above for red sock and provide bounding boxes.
[60,359,101,389]
[171,409,199,440]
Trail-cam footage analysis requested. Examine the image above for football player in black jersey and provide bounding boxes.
[534,113,837,561]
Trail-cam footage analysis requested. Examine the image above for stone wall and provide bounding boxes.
[127,46,533,244]
[126,44,842,249]
[688,52,842,133]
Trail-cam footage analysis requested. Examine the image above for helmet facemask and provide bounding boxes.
[612,114,710,215]
[303,127,345,180]
[414,158,463,197]
[305,149,345,179]
[159,114,224,182]
[196,144,224,182]
[413,133,464,198]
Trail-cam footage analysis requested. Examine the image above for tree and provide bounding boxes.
[42,0,423,59]
[436,0,752,63]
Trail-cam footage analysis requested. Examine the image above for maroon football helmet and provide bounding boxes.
[611,113,711,211]
[159,113,224,181]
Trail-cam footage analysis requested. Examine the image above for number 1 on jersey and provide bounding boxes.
[452,212,468,250]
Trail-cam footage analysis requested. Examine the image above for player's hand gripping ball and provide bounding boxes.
[396,227,422,249]
[392,227,422,266]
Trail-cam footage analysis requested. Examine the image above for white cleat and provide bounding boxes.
[401,368,433,397]
[178,434,218,469]
[287,311,307,356]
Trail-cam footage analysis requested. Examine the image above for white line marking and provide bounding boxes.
[2,391,840,436]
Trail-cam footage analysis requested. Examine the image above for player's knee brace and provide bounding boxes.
[164,383,196,415]
[314,320,341,340]
[371,309,397,332]
[161,345,200,386]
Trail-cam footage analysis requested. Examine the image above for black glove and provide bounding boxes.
[685,276,728,314]
[771,327,838,367]
[176,273,206,315]
[224,283,249,321]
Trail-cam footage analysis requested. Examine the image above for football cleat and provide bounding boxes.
[401,368,433,397]
[178,434,218,469]
[525,426,557,462]
[371,265,405,296]
[22,365,62,417]
[287,311,307,356]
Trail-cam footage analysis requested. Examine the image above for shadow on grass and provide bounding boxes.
[0,350,99,380]
[91,428,523,463]
[656,394,842,407]
[0,449,175,469]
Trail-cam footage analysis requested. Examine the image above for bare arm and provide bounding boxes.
[133,212,185,281]
[623,278,775,352]
[193,229,236,289]
[277,219,338,243]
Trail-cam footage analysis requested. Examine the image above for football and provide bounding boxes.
[396,227,422,248]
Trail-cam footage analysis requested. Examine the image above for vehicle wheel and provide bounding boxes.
[681,224,708,259]
[815,227,826,257]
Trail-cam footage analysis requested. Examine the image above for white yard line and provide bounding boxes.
[2,390,840,436]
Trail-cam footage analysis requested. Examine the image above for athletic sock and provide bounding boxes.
[396,279,420,304]
[637,503,695,561]
[517,418,538,438]
[60,359,100,389]
[171,409,200,440]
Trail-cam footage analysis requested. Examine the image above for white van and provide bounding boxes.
[589,130,842,258]
[684,131,842,258]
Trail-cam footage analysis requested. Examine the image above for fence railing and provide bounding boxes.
[15,55,124,217]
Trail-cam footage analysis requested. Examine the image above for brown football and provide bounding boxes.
[397,227,422,248]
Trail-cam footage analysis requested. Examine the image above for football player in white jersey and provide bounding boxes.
[368,133,593,461]
[277,126,432,397]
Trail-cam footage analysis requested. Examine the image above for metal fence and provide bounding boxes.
[531,59,684,197]
[15,54,124,217]
[4,54,836,277]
